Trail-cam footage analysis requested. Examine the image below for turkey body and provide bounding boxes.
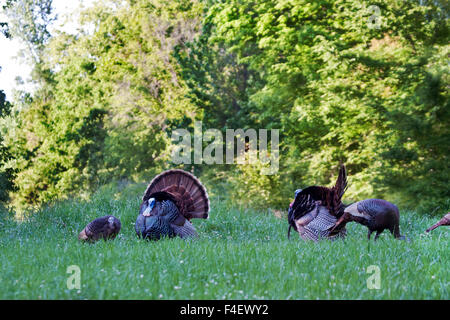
[79,215,121,242]
[330,199,404,240]
[426,213,450,232]
[135,170,209,241]
[135,198,193,240]
[294,200,347,241]
[288,164,348,241]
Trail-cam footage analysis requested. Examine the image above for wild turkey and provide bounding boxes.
[288,164,348,241]
[426,213,450,232]
[78,215,121,242]
[135,169,210,240]
[328,199,405,240]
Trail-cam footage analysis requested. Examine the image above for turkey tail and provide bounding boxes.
[143,169,210,220]
[333,164,348,201]
[290,164,348,220]
[331,164,348,217]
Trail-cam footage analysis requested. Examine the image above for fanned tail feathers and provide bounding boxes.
[143,169,210,220]
[331,164,348,218]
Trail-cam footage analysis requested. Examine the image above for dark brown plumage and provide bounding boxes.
[135,169,210,240]
[426,213,450,232]
[78,215,121,242]
[329,199,405,240]
[288,164,348,241]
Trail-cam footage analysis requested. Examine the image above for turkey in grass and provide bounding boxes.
[288,164,348,241]
[426,213,450,233]
[328,199,405,241]
[78,215,121,242]
[135,169,210,240]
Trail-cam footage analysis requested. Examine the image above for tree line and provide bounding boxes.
[0,0,448,213]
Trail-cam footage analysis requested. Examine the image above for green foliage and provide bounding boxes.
[179,0,449,211]
[3,0,56,84]
[1,0,449,213]
[228,159,284,209]
[0,89,15,203]
[3,0,203,205]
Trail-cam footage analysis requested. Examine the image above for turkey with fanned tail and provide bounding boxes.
[288,164,348,241]
[135,169,210,240]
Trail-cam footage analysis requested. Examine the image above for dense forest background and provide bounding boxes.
[0,0,448,213]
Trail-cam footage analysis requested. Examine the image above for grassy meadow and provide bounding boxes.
[0,181,448,300]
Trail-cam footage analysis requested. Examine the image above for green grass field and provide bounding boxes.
[0,181,448,300]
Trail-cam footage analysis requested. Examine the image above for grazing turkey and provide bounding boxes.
[288,164,348,241]
[426,213,450,232]
[328,199,405,240]
[135,169,209,240]
[78,215,121,242]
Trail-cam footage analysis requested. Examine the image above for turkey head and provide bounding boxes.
[426,213,450,232]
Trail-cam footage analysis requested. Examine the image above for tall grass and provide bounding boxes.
[0,181,448,299]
